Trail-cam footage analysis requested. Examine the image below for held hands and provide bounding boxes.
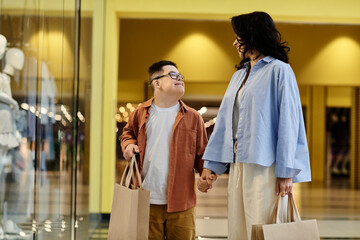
[123,144,140,161]
[276,177,293,197]
[197,168,218,193]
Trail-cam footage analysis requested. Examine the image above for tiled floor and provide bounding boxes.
[195,175,360,239]
[87,174,360,240]
[1,172,360,239]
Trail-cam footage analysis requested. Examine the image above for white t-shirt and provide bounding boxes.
[233,86,244,140]
[142,102,180,204]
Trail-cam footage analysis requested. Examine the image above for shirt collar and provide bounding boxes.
[141,98,188,112]
[242,56,275,69]
[242,56,276,72]
[261,56,275,63]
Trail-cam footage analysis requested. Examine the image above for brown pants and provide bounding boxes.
[148,204,195,240]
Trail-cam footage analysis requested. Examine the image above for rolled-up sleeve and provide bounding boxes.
[204,160,228,175]
[120,111,138,152]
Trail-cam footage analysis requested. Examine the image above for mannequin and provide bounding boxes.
[0,48,24,170]
[0,47,25,237]
[3,48,25,77]
[0,40,18,176]
[0,35,6,59]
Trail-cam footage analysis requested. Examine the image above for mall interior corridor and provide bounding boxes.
[1,0,360,239]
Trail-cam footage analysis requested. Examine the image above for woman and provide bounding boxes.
[197,11,311,240]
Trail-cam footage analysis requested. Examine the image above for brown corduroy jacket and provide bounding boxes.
[120,98,207,212]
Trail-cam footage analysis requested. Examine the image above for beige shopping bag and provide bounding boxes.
[251,194,320,240]
[108,156,150,240]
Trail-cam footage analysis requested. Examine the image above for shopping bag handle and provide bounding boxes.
[287,193,301,222]
[120,159,130,187]
[121,156,136,188]
[271,193,301,224]
[126,155,143,189]
[120,156,144,189]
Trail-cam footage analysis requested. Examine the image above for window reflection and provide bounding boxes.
[0,2,96,239]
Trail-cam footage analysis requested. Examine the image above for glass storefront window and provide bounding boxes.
[0,0,102,239]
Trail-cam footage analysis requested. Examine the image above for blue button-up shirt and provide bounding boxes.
[203,56,311,183]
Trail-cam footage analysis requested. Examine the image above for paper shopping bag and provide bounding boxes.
[108,156,150,240]
[251,194,320,240]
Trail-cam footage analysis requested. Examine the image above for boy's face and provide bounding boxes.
[152,65,185,98]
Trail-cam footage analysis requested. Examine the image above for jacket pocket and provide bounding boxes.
[176,128,196,155]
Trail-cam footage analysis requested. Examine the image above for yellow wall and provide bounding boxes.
[114,0,360,24]
[118,19,360,102]
[118,19,238,102]
[309,87,327,183]
[279,24,360,87]
[327,87,352,107]
[101,0,120,213]
[119,20,237,82]
[3,0,360,24]
[89,0,105,213]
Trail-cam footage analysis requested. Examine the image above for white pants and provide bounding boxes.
[228,162,279,240]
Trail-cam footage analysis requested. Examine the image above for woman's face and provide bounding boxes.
[233,36,246,58]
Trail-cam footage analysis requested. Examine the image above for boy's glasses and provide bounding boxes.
[149,71,185,86]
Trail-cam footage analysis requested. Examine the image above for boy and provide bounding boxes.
[120,60,208,239]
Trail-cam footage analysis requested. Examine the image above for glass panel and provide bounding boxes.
[0,0,75,238]
[0,0,102,239]
[326,107,351,188]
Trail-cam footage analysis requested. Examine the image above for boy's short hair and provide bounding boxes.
[148,60,177,91]
[148,60,177,81]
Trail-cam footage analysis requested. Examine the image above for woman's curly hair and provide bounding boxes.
[231,11,290,69]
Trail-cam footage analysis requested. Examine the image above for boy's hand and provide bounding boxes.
[197,168,218,193]
[124,144,140,161]
[197,177,210,192]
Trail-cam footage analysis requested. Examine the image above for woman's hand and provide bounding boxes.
[276,177,293,197]
[197,168,218,193]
